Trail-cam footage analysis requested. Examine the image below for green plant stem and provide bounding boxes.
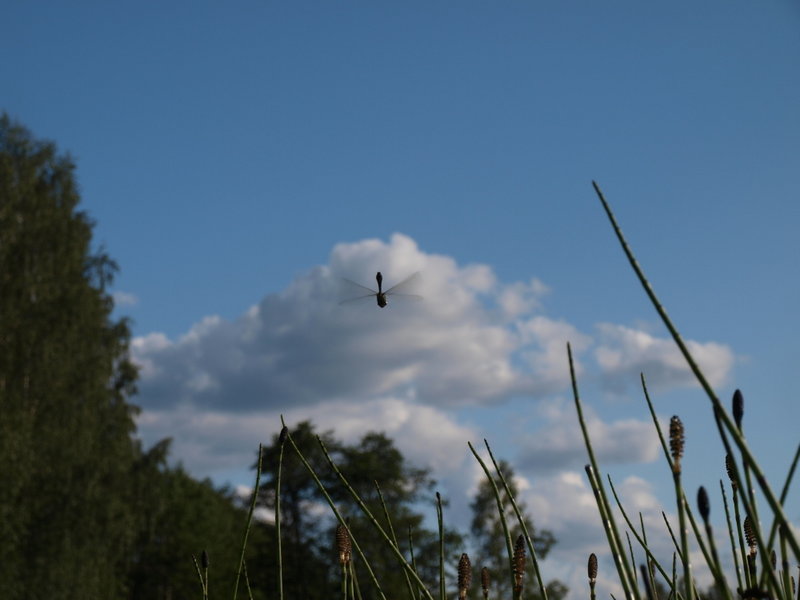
[375,481,416,600]
[467,441,518,593]
[569,343,639,600]
[592,181,800,562]
[482,439,549,600]
[436,493,445,600]
[711,410,783,597]
[276,436,285,600]
[309,428,434,600]
[607,477,671,585]
[191,554,208,600]
[672,471,693,600]
[280,420,395,600]
[233,443,262,600]
[642,377,730,599]
[720,480,744,594]
[759,442,800,593]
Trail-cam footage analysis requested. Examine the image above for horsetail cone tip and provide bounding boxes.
[697,486,710,522]
[336,523,352,565]
[732,389,744,429]
[669,416,685,473]
[481,566,490,596]
[744,515,757,554]
[725,454,738,490]
[279,425,288,445]
[201,549,209,569]
[588,553,598,583]
[513,535,526,589]
[458,553,472,598]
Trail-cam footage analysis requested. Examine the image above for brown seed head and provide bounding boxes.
[744,515,757,555]
[481,566,490,598]
[732,389,744,429]
[669,416,685,473]
[725,454,738,491]
[513,535,526,591]
[336,523,352,565]
[201,549,209,569]
[278,425,289,445]
[588,553,598,583]
[458,553,472,598]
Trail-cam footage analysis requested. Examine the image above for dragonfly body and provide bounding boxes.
[340,271,421,308]
[375,272,387,307]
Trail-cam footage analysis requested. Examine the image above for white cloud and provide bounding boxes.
[594,323,734,393]
[515,399,661,472]
[131,234,598,413]
[132,234,735,417]
[112,290,138,307]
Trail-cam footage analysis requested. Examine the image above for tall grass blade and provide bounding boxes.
[483,438,549,600]
[591,181,800,561]
[467,441,517,592]
[233,443,262,600]
[568,343,639,600]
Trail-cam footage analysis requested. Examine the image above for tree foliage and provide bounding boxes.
[0,114,251,599]
[254,420,464,600]
[0,113,142,598]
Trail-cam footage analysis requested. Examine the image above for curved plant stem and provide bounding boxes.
[592,181,800,562]
[233,443,262,600]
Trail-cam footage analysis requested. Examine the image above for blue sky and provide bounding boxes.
[4,2,799,597]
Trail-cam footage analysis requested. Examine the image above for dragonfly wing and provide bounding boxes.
[383,271,421,294]
[386,292,423,301]
[341,278,378,295]
[339,293,377,305]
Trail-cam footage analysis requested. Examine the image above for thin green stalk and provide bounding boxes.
[640,513,658,600]
[351,561,363,600]
[375,481,416,600]
[711,409,782,596]
[720,480,744,593]
[483,439,548,600]
[642,382,727,598]
[730,484,751,590]
[607,477,671,585]
[436,492,446,600]
[191,554,208,600]
[592,181,800,561]
[467,441,517,592]
[276,428,287,600]
[782,529,792,600]
[626,532,637,587]
[408,526,423,600]
[242,560,254,600]
[662,512,682,563]
[569,343,639,600]
[341,560,349,600]
[233,443,262,600]
[759,443,800,593]
[671,467,693,600]
[280,421,393,600]
[310,430,435,600]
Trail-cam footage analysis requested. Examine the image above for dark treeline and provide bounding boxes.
[0,114,252,599]
[0,115,564,600]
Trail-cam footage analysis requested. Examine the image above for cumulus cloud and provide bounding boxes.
[594,323,735,393]
[112,290,139,307]
[131,234,583,413]
[515,399,661,472]
[129,232,736,495]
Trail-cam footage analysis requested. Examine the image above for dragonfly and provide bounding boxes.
[339,271,422,308]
